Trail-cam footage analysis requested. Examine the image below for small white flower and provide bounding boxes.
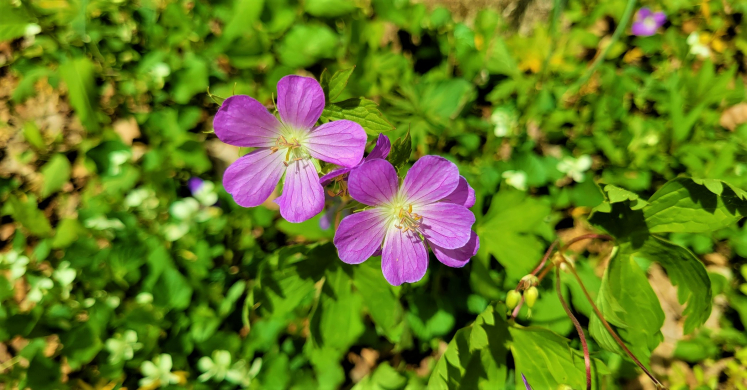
[106,330,143,364]
[125,188,157,209]
[136,292,154,304]
[1,251,30,281]
[140,354,180,388]
[490,107,517,137]
[27,277,54,303]
[108,150,131,175]
[502,170,528,191]
[84,215,125,231]
[163,223,190,242]
[198,350,261,387]
[557,155,592,183]
[193,181,219,207]
[687,32,711,58]
[170,198,201,221]
[53,261,76,299]
[24,24,41,37]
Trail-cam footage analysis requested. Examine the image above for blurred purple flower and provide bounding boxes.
[631,7,666,37]
[333,156,479,286]
[188,177,205,195]
[213,75,367,223]
[320,133,391,186]
[522,373,533,390]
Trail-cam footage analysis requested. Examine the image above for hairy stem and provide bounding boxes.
[559,234,613,252]
[565,0,637,97]
[564,257,665,388]
[556,266,592,390]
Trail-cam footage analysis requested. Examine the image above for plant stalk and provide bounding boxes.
[556,266,592,390]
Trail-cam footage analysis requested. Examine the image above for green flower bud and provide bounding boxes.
[506,290,521,310]
[525,286,539,308]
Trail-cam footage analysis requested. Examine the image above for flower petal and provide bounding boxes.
[213,95,282,147]
[223,149,285,207]
[402,155,459,205]
[276,75,325,130]
[631,22,657,37]
[430,230,479,268]
[381,227,428,286]
[319,167,352,186]
[334,209,389,264]
[274,159,325,223]
[440,176,475,208]
[348,159,399,206]
[417,203,475,249]
[306,119,367,167]
[652,11,666,27]
[365,134,391,161]
[636,7,652,20]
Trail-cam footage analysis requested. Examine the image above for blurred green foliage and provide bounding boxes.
[2,0,747,389]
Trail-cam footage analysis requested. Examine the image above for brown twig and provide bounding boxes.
[556,266,592,390]
[564,255,665,389]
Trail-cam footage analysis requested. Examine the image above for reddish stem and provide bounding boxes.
[556,266,592,390]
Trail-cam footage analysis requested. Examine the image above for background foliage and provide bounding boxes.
[2,0,747,388]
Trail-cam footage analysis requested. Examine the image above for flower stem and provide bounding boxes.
[556,266,592,390]
[563,255,665,389]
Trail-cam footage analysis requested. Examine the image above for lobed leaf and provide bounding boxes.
[322,97,395,136]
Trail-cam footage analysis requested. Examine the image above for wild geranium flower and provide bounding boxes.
[334,156,479,286]
[214,75,367,222]
[320,133,391,188]
[522,373,533,390]
[631,8,666,37]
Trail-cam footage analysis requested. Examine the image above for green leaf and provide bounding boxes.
[322,97,395,136]
[353,362,407,390]
[305,0,359,18]
[509,325,608,389]
[428,304,508,389]
[277,24,338,68]
[485,36,519,77]
[0,4,33,42]
[153,267,194,310]
[386,130,411,171]
[327,66,355,102]
[60,56,99,132]
[352,260,405,342]
[22,121,45,150]
[3,195,52,237]
[51,218,82,249]
[60,323,102,370]
[602,184,648,210]
[222,0,264,42]
[629,236,712,333]
[173,55,208,104]
[26,354,61,390]
[643,177,747,234]
[588,244,664,366]
[40,154,71,198]
[309,263,365,351]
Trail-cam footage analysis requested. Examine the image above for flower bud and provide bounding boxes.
[525,286,539,308]
[506,290,521,310]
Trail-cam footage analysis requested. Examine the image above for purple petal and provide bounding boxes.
[348,159,399,207]
[365,134,391,161]
[635,7,652,20]
[653,12,666,27]
[306,120,367,167]
[320,167,352,186]
[402,155,460,205]
[276,75,325,130]
[188,177,204,195]
[381,227,428,286]
[522,373,533,390]
[274,159,325,223]
[334,209,389,264]
[440,176,475,208]
[430,231,479,268]
[417,203,474,249]
[223,149,285,207]
[631,22,657,37]
[213,95,282,147]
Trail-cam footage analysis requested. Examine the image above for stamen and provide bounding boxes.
[394,204,422,237]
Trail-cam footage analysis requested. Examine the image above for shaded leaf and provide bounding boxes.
[322,97,395,136]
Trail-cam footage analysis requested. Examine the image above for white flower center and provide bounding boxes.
[271,126,310,164]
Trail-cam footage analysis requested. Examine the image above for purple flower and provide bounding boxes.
[320,133,391,186]
[631,7,666,37]
[187,177,205,195]
[213,75,367,223]
[333,156,479,286]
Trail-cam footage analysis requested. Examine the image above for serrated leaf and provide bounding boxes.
[40,154,71,198]
[588,244,664,366]
[327,66,355,102]
[643,177,747,234]
[428,304,508,389]
[631,236,712,333]
[387,130,411,170]
[322,97,395,135]
[602,184,648,210]
[509,325,608,390]
[60,56,99,131]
